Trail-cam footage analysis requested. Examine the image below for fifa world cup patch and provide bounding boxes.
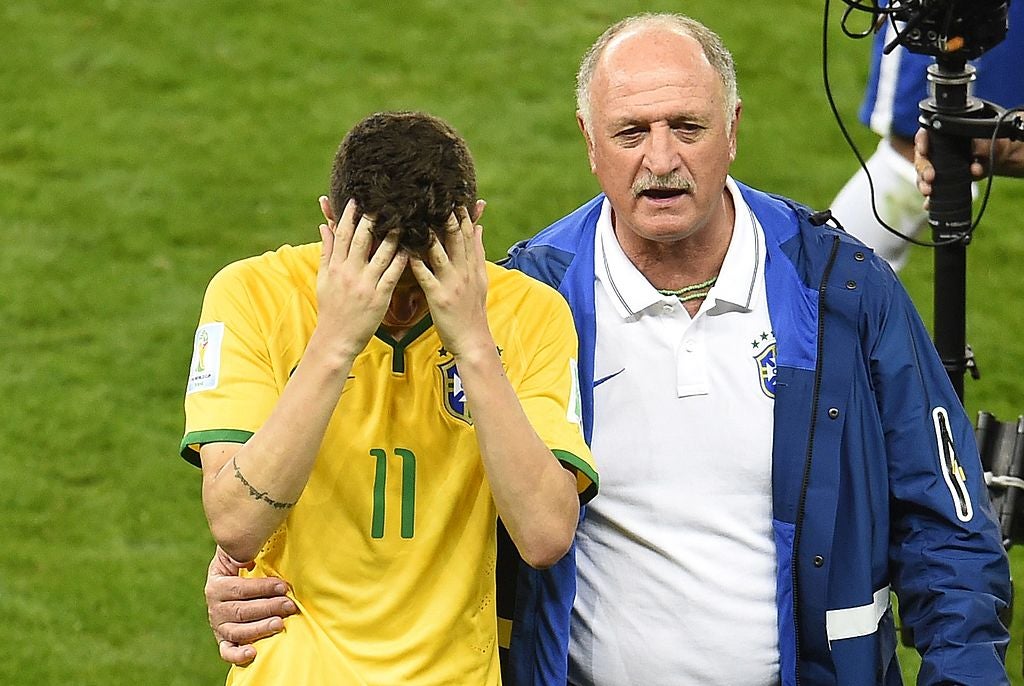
[932,406,974,522]
[750,330,777,399]
[438,357,472,425]
[186,322,224,395]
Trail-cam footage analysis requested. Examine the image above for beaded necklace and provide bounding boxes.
[655,276,717,302]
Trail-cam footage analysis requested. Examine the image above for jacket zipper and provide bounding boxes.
[791,235,841,685]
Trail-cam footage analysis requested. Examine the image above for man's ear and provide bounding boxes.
[728,101,742,163]
[577,112,598,174]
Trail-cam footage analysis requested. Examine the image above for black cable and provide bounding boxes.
[973,106,1024,224]
[823,0,986,247]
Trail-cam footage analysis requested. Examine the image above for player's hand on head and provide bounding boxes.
[409,206,492,359]
[315,197,408,356]
[206,547,297,666]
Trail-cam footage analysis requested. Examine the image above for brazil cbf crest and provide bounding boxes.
[751,331,777,399]
[438,358,472,424]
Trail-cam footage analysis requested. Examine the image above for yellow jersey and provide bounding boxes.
[180,243,596,685]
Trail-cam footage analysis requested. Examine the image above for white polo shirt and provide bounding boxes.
[568,178,779,686]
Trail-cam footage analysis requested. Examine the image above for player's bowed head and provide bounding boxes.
[326,110,483,258]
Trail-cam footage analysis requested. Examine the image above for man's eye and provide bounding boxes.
[675,123,705,135]
[615,129,644,141]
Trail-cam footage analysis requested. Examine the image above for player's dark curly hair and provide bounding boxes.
[329,111,477,256]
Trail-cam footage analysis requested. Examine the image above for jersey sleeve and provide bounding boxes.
[514,288,598,504]
[179,264,280,466]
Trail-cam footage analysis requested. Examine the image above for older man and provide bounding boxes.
[203,13,1010,686]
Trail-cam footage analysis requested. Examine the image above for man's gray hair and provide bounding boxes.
[575,13,739,133]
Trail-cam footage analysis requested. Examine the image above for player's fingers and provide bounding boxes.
[425,230,452,273]
[457,206,474,239]
[319,223,334,269]
[349,213,376,261]
[441,210,467,267]
[319,195,336,224]
[377,251,409,293]
[470,198,487,223]
[219,640,257,666]
[369,230,401,274]
[334,199,360,258]
[409,256,439,291]
[470,222,486,263]
[456,206,484,264]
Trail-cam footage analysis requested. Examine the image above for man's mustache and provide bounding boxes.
[632,173,693,196]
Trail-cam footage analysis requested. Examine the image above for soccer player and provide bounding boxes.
[179,111,597,684]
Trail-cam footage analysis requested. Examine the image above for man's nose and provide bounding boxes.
[644,128,681,176]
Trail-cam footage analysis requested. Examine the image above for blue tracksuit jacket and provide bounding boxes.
[496,182,1010,685]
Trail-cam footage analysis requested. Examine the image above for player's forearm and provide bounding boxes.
[202,331,357,560]
[455,346,579,569]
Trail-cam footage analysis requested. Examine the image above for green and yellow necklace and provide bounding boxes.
[656,276,717,303]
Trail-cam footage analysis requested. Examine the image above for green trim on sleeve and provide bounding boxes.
[179,429,255,467]
[552,449,599,505]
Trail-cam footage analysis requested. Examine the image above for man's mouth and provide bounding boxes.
[639,188,685,200]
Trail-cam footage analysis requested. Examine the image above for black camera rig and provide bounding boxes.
[884,0,1009,58]
[839,0,1024,551]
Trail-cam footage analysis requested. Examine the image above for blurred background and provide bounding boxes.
[3,1,1023,683]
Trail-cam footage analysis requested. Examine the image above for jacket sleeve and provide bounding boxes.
[867,264,1010,685]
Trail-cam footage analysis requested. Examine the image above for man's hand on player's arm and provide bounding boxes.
[206,547,297,665]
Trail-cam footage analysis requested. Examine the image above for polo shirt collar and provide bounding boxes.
[594,176,762,320]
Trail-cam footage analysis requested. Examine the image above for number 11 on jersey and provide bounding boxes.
[369,448,417,539]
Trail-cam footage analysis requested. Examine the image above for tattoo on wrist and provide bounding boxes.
[232,457,296,510]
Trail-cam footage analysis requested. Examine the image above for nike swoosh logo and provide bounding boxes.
[593,368,626,387]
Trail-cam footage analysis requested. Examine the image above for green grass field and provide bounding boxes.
[3,1,1024,683]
